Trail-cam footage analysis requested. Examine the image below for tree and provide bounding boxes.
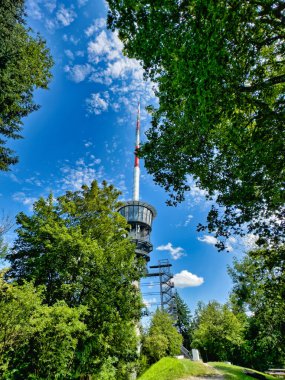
[106,0,285,249]
[0,271,87,379]
[0,0,53,171]
[173,291,193,350]
[6,181,143,378]
[0,213,13,258]
[229,246,285,370]
[192,301,245,362]
[142,309,183,363]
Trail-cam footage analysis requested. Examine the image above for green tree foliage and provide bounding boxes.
[0,214,12,258]
[6,181,143,378]
[192,301,244,362]
[0,0,53,171]
[0,272,87,379]
[173,291,193,350]
[142,309,183,363]
[106,0,285,249]
[229,246,285,370]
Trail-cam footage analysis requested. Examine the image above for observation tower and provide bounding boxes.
[118,103,156,262]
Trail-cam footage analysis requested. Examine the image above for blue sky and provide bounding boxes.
[1,0,253,313]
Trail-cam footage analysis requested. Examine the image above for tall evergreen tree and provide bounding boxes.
[174,291,193,350]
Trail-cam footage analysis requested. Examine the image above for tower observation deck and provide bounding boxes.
[119,200,156,261]
[117,103,156,262]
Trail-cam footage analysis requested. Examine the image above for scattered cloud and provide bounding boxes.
[59,157,104,191]
[26,0,43,20]
[25,176,44,187]
[63,34,80,45]
[157,242,186,260]
[173,270,204,288]
[63,18,156,115]
[12,192,37,212]
[85,18,106,37]
[56,5,77,27]
[242,233,258,251]
[77,0,88,7]
[84,141,93,148]
[198,235,218,246]
[9,173,21,183]
[64,64,93,83]
[147,281,155,289]
[177,214,194,227]
[184,214,193,226]
[44,0,56,13]
[64,49,74,60]
[198,234,236,252]
[143,297,158,308]
[86,92,110,115]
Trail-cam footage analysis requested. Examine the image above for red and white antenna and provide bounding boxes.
[133,102,140,201]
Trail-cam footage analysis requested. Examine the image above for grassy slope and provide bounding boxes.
[209,363,277,380]
[138,357,218,380]
[138,359,279,380]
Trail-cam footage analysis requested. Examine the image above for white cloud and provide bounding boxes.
[62,17,157,116]
[242,233,258,251]
[87,30,123,63]
[64,49,74,60]
[25,176,44,187]
[184,214,193,226]
[157,242,186,260]
[143,298,157,308]
[44,0,56,13]
[12,192,37,212]
[84,141,93,148]
[45,18,57,31]
[76,50,84,57]
[9,173,21,183]
[63,34,80,45]
[56,5,77,26]
[86,92,109,115]
[26,0,43,19]
[198,234,236,252]
[59,158,104,191]
[198,235,218,246]
[85,18,106,37]
[77,0,88,7]
[64,64,93,83]
[173,270,204,288]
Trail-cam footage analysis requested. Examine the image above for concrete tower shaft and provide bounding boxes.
[118,103,156,262]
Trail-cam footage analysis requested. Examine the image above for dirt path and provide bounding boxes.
[179,364,225,380]
[180,376,224,380]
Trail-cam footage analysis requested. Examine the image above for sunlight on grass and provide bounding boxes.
[209,362,277,380]
[138,357,218,380]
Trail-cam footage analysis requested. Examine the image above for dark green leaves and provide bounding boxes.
[106,0,285,248]
[5,181,143,378]
[0,0,53,170]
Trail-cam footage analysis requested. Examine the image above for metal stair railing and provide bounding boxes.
[181,345,192,359]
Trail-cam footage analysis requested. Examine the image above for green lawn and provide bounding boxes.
[209,362,277,380]
[138,358,279,380]
[138,357,218,380]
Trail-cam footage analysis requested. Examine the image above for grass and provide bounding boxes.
[138,357,218,380]
[209,362,277,380]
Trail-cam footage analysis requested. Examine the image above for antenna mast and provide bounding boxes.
[133,102,140,201]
